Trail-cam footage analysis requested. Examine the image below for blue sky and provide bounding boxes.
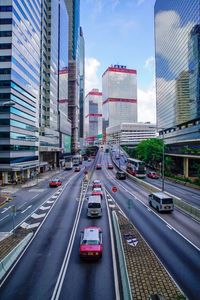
[80,0,156,123]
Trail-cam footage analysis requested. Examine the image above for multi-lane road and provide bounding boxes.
[0,151,200,299]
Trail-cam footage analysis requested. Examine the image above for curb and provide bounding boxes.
[0,232,33,281]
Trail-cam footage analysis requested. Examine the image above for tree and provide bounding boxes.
[135,138,163,168]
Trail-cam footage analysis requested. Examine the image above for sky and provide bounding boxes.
[80,0,156,124]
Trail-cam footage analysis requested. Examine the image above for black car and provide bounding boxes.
[116,171,126,180]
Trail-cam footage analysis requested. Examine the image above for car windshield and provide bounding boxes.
[88,203,101,208]
[93,188,101,192]
[82,239,99,245]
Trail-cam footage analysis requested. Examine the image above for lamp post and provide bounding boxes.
[118,131,121,169]
[160,129,165,192]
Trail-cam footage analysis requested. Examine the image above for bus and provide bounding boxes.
[72,154,82,166]
[126,158,146,178]
[64,157,73,170]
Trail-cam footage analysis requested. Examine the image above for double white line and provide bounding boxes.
[51,181,89,300]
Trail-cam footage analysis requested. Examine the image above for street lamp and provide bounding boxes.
[159,129,165,192]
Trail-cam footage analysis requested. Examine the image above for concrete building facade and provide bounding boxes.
[102,64,137,142]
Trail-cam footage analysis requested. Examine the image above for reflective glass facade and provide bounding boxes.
[0,0,40,173]
[155,0,200,129]
[85,90,102,145]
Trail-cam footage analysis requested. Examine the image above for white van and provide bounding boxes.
[87,195,102,218]
[148,192,174,212]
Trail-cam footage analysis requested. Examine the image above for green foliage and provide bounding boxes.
[135,138,163,168]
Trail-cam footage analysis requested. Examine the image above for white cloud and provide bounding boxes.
[85,57,101,94]
[144,56,155,70]
[155,10,194,76]
[137,82,156,123]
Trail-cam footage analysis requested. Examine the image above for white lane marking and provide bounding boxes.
[39,205,51,211]
[109,204,116,208]
[1,206,12,214]
[106,171,200,252]
[21,205,32,214]
[18,202,27,209]
[105,189,120,300]
[167,225,172,230]
[31,194,39,200]
[46,200,55,204]
[51,196,58,199]
[0,214,9,222]
[31,213,46,219]
[21,222,40,229]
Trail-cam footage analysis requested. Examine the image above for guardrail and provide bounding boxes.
[111,153,200,222]
[0,232,33,281]
[112,211,133,300]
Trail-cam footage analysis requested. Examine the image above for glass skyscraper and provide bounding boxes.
[155,0,200,178]
[0,0,41,184]
[155,0,200,132]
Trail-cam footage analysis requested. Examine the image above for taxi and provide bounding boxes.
[79,227,103,259]
[107,164,113,169]
[74,166,81,172]
[92,179,102,189]
[92,187,103,199]
[96,164,102,170]
[49,178,62,187]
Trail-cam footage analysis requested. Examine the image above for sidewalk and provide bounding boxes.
[0,169,61,206]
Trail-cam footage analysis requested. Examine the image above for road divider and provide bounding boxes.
[0,233,33,281]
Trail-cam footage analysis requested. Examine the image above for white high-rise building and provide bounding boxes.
[102,64,137,141]
[84,89,102,145]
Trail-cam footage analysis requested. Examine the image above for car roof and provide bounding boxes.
[88,195,101,203]
[83,227,101,240]
[93,187,101,191]
[152,192,172,199]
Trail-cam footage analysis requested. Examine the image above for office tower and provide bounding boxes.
[66,0,80,154]
[0,1,41,184]
[155,0,200,179]
[79,26,85,148]
[85,89,102,145]
[155,0,200,132]
[102,65,137,141]
[59,67,71,156]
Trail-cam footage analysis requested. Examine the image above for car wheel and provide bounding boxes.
[149,201,152,206]
[156,206,159,212]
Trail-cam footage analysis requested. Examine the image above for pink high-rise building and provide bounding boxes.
[84,89,102,145]
[102,65,137,140]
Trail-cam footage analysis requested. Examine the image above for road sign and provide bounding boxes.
[112,186,118,193]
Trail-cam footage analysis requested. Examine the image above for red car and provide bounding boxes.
[96,164,102,170]
[147,172,159,179]
[107,164,113,169]
[92,187,103,199]
[75,166,81,172]
[79,227,103,259]
[49,178,62,187]
[92,179,102,189]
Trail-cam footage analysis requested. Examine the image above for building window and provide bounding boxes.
[0,6,12,12]
[0,18,12,24]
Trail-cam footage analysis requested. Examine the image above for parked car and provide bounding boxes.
[147,172,159,179]
[92,187,103,199]
[79,227,103,259]
[96,164,102,170]
[49,178,62,187]
[75,166,81,172]
[116,171,126,180]
[107,164,113,169]
[92,179,102,188]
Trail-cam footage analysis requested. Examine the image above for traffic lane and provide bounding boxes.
[102,168,200,249]
[144,176,200,208]
[58,178,115,300]
[0,175,83,300]
[103,178,200,299]
[112,155,200,208]
[0,171,83,231]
